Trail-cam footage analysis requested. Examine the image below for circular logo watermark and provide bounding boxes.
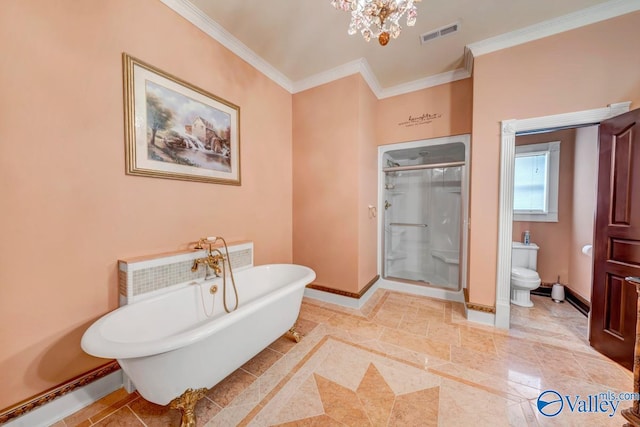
[537,390,564,417]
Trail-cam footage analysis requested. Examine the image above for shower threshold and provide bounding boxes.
[384,275,460,291]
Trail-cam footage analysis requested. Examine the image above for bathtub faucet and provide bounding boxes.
[191,249,225,277]
[192,236,239,313]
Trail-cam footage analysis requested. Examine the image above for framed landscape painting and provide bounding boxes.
[123,53,240,185]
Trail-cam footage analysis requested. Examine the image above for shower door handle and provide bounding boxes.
[384,200,392,210]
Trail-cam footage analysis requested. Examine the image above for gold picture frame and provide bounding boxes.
[123,53,240,185]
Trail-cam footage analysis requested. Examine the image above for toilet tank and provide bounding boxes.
[512,242,539,270]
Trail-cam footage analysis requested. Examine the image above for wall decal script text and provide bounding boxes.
[398,112,443,128]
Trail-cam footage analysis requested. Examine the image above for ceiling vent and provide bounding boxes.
[420,21,461,45]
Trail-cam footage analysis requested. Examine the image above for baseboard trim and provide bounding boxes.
[465,305,497,326]
[464,295,497,326]
[1,362,122,426]
[531,285,590,317]
[463,288,497,313]
[306,275,380,299]
[465,302,497,313]
[531,287,552,297]
[306,284,360,299]
[304,276,381,309]
[563,286,590,316]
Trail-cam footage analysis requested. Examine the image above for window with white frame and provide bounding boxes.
[513,141,560,222]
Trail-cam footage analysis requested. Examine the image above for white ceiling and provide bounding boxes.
[167,0,637,96]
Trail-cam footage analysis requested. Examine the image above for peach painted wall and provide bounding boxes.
[357,78,380,288]
[569,126,599,302]
[377,79,473,145]
[293,76,361,293]
[512,129,576,285]
[0,0,292,410]
[469,11,640,306]
[293,77,473,294]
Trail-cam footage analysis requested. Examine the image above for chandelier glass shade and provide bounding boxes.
[330,0,421,46]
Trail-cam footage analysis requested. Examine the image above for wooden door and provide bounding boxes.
[590,109,640,370]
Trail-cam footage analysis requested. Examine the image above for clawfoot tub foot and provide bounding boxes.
[169,387,207,427]
[288,325,301,343]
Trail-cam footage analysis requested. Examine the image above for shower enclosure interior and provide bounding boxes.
[380,136,469,292]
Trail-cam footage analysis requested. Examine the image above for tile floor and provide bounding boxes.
[54,291,634,426]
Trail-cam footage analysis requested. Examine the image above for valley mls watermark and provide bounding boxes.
[398,112,442,128]
[537,390,639,418]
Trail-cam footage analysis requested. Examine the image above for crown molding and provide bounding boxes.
[291,58,382,95]
[358,59,384,97]
[467,0,640,57]
[160,0,638,99]
[463,46,474,75]
[158,0,293,92]
[159,0,472,99]
[377,46,473,98]
[292,55,473,99]
[378,66,471,99]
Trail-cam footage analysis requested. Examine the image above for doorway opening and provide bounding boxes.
[495,102,631,329]
[509,125,597,345]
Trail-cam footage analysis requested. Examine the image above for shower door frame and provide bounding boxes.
[377,135,471,295]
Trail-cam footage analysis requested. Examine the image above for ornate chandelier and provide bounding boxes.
[330,0,421,46]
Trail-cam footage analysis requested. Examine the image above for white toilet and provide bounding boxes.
[511,242,541,307]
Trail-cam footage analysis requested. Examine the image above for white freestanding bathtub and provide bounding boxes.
[81,264,315,406]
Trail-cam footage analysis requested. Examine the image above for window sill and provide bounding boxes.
[514,212,558,223]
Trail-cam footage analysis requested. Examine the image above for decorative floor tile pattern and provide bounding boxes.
[60,292,633,426]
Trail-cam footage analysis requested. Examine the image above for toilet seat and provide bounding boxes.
[511,267,541,289]
[511,267,539,280]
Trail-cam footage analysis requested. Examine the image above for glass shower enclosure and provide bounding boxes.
[381,139,468,291]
